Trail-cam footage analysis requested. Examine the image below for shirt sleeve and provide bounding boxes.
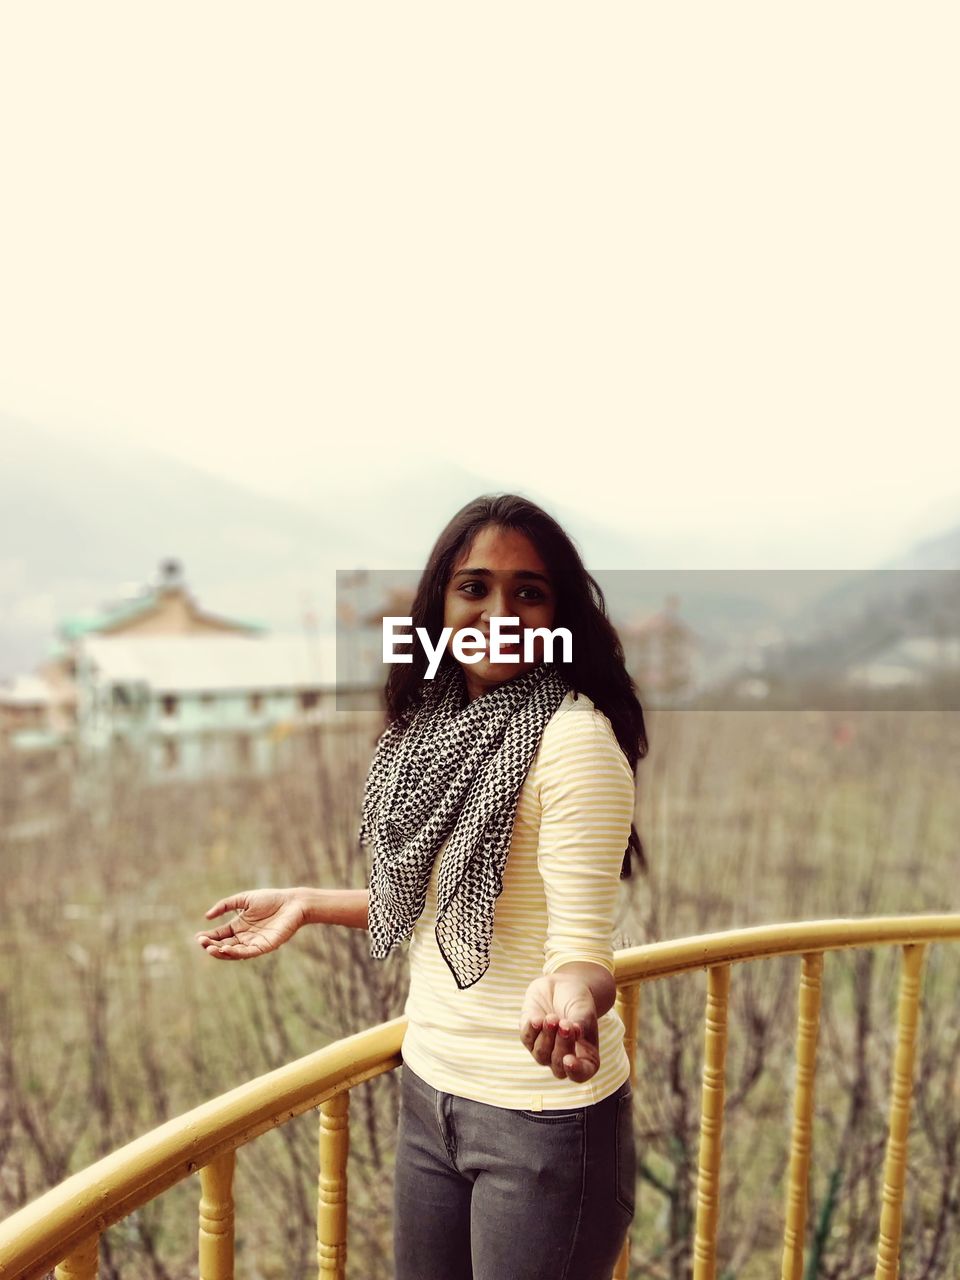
[536,703,636,977]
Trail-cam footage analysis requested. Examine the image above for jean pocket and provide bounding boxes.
[615,1090,636,1215]
[516,1106,585,1125]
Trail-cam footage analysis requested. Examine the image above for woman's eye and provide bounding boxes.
[455,582,548,601]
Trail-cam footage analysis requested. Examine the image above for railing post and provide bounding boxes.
[781,952,824,1280]
[199,1148,236,1280]
[612,983,639,1280]
[54,1233,99,1279]
[874,943,926,1280]
[616,982,640,1088]
[693,964,731,1280]
[318,1089,350,1278]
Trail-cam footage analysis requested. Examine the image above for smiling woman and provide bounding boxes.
[382,534,574,678]
[197,493,649,1280]
[443,524,561,694]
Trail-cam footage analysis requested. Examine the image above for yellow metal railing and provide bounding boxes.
[1,914,958,1280]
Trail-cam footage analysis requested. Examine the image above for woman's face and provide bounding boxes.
[443,524,558,702]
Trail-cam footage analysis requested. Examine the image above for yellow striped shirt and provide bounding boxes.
[401,689,636,1110]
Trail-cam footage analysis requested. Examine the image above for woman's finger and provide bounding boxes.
[205,896,245,920]
[532,1023,557,1065]
[564,1037,600,1082]
[562,1055,595,1083]
[206,940,257,960]
[551,1026,576,1078]
[519,1018,543,1053]
[196,924,237,944]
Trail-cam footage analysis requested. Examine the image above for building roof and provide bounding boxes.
[60,595,159,639]
[60,596,265,640]
[59,563,266,641]
[78,634,340,694]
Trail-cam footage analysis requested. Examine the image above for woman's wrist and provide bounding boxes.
[550,962,617,1018]
[295,887,370,930]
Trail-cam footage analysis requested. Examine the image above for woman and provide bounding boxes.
[197,494,648,1280]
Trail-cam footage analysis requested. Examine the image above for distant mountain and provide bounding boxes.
[0,418,724,678]
[3,415,958,696]
[4,419,555,675]
[700,517,960,703]
[770,515,960,651]
[883,521,960,571]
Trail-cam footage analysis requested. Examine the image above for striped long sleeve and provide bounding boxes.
[400,690,637,1109]
[536,699,636,976]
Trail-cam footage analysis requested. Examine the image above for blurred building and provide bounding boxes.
[0,673,54,742]
[336,572,417,685]
[1,561,383,792]
[619,595,701,702]
[0,675,73,820]
[75,632,340,782]
[34,558,265,731]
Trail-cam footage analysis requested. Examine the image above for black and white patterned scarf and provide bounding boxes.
[359,660,571,989]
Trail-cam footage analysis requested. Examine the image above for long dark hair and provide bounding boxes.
[384,493,649,878]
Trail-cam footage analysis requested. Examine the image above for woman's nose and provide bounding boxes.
[479,591,509,623]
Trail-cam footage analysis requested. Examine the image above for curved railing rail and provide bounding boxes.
[1,913,959,1280]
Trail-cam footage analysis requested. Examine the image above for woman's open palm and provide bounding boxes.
[196,889,304,960]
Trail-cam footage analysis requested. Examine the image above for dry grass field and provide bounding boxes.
[2,706,959,1278]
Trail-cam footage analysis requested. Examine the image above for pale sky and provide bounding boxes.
[1,4,958,565]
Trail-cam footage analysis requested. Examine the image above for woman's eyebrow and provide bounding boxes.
[452,568,552,584]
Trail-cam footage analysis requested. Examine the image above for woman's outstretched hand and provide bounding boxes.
[196,889,305,960]
[519,974,601,1083]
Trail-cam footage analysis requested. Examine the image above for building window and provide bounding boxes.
[236,734,252,768]
[249,692,263,714]
[300,690,319,711]
[200,692,215,709]
[161,695,178,718]
[163,739,179,770]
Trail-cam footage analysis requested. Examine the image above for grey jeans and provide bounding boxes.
[393,1062,636,1280]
